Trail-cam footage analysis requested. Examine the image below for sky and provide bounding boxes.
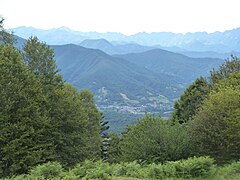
[1,0,240,35]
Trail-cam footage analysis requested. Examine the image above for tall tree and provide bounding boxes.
[100,117,110,162]
[23,38,102,167]
[0,45,55,177]
[50,84,89,167]
[172,56,240,124]
[0,23,103,176]
[190,75,240,163]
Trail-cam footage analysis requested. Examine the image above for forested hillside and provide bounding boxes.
[52,44,185,128]
[116,49,222,83]
[52,44,226,131]
[1,18,240,179]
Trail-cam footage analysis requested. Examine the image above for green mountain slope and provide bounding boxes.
[116,49,224,83]
[52,45,224,132]
[53,44,183,102]
[53,44,185,131]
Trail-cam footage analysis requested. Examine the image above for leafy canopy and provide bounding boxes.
[120,115,190,163]
[190,74,240,163]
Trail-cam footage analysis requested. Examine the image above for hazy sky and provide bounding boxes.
[1,0,240,35]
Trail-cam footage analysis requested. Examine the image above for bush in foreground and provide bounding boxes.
[29,161,65,179]
[120,115,191,164]
[4,157,240,179]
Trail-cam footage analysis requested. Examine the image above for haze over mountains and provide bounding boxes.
[13,26,239,131]
[12,26,240,53]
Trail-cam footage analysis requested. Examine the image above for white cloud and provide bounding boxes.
[1,0,240,35]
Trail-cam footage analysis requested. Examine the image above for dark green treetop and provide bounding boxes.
[172,77,209,124]
[0,45,55,177]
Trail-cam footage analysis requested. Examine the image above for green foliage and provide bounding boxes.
[5,158,240,180]
[70,160,113,180]
[209,55,240,85]
[146,156,215,179]
[120,115,190,163]
[50,84,92,166]
[212,73,240,91]
[29,161,65,179]
[172,77,210,124]
[172,56,240,125]
[170,156,215,178]
[0,45,55,177]
[23,36,102,168]
[111,161,145,178]
[0,29,102,176]
[23,36,61,85]
[190,79,240,163]
[171,56,240,165]
[217,161,240,179]
[78,89,102,161]
[107,133,122,163]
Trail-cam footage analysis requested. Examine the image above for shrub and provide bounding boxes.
[29,161,65,179]
[4,174,29,180]
[190,86,240,163]
[171,156,215,178]
[61,171,80,180]
[120,115,190,164]
[112,161,145,178]
[69,163,87,178]
[217,161,240,177]
[84,161,113,180]
[146,163,165,179]
[70,160,113,179]
[146,156,215,179]
[4,157,220,179]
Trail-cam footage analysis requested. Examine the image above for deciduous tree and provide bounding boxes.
[0,45,55,177]
[190,74,240,163]
[120,115,190,163]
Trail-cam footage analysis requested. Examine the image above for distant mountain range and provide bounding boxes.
[11,26,240,53]
[51,44,224,131]
[13,30,234,131]
[52,44,182,111]
[79,39,154,55]
[79,38,240,59]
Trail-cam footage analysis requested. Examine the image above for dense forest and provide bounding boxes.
[1,18,240,179]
